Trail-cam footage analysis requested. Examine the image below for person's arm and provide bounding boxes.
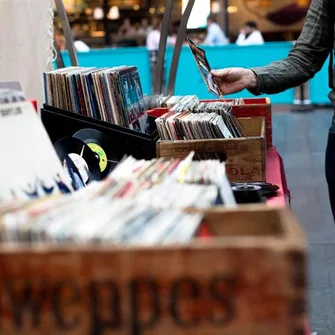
[251,0,331,94]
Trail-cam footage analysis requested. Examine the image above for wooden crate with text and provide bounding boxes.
[157,116,266,182]
[0,206,306,335]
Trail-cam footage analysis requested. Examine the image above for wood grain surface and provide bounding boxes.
[0,206,306,335]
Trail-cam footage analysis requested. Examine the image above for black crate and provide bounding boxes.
[41,105,159,162]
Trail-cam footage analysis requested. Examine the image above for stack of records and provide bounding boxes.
[155,111,234,140]
[144,94,244,110]
[152,96,247,141]
[0,195,204,246]
[0,152,236,246]
[109,152,236,206]
[43,66,149,134]
[155,110,246,140]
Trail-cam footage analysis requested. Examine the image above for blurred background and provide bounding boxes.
[56,0,327,106]
[56,0,310,47]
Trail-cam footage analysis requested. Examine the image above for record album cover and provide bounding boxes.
[187,37,223,97]
[0,101,71,201]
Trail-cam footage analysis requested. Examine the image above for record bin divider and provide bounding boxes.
[0,205,307,335]
[41,104,159,161]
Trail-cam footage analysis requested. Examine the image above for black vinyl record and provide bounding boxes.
[231,182,279,197]
[73,128,114,178]
[54,137,101,182]
[232,184,264,204]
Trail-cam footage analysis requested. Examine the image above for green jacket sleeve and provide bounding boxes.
[250,0,332,95]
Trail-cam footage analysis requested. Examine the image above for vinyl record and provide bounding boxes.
[54,137,101,183]
[231,182,279,197]
[232,184,264,204]
[73,128,113,178]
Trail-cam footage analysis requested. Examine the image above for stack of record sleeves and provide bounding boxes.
[0,152,236,245]
[155,100,246,141]
[43,66,149,134]
[0,196,204,245]
[144,94,244,110]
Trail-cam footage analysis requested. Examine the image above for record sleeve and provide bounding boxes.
[187,37,223,97]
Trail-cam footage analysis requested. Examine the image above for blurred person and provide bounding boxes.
[204,15,229,46]
[71,26,90,52]
[146,16,162,52]
[138,18,152,37]
[134,21,141,31]
[211,0,335,221]
[167,23,177,46]
[146,16,162,92]
[146,16,173,92]
[73,33,90,52]
[236,21,264,46]
[55,33,66,51]
[117,18,136,39]
[137,18,152,46]
[146,17,176,51]
[74,38,90,52]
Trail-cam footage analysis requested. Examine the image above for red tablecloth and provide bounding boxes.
[266,148,310,335]
[266,146,290,207]
[199,147,311,335]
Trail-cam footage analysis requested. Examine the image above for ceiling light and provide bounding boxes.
[107,6,120,20]
[227,5,238,14]
[93,7,104,20]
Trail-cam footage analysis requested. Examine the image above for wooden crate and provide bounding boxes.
[157,116,266,182]
[0,206,306,335]
[147,98,272,149]
[202,97,272,149]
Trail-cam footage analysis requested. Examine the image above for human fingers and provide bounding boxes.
[211,68,231,78]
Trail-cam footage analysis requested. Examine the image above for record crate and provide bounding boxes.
[0,205,306,335]
[157,116,267,183]
[41,104,159,161]
[147,97,272,149]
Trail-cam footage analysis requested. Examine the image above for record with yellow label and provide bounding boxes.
[73,128,113,178]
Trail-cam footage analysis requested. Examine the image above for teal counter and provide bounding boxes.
[60,42,331,105]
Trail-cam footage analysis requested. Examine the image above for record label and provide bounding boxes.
[87,143,108,173]
[73,128,113,178]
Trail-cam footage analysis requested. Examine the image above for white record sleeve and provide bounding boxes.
[0,101,71,201]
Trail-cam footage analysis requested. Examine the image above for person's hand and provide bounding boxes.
[211,68,258,95]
